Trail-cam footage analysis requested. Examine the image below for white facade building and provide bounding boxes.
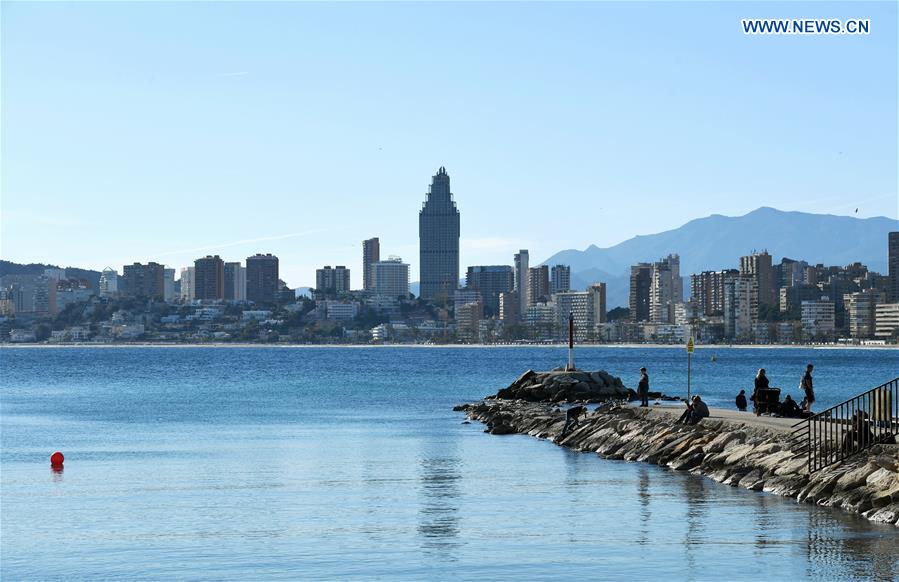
[180,267,195,301]
[372,257,410,299]
[801,298,835,339]
[99,268,119,297]
[875,303,899,340]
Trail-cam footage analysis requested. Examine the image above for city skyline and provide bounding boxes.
[3,2,897,289]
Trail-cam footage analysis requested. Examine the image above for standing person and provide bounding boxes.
[752,369,769,416]
[801,364,815,413]
[638,367,650,408]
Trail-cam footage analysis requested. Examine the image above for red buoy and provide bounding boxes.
[50,451,64,467]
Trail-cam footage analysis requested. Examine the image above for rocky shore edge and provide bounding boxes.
[455,399,899,527]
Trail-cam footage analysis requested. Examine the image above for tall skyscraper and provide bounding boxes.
[465,265,514,317]
[740,251,775,308]
[224,262,246,301]
[528,265,550,305]
[363,237,380,292]
[179,267,195,301]
[246,253,279,304]
[889,232,899,302]
[419,167,460,302]
[551,265,571,294]
[194,255,225,300]
[629,263,652,322]
[514,250,529,316]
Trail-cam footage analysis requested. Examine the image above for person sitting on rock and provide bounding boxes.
[736,390,748,412]
[679,395,709,425]
[841,410,875,455]
[780,394,802,418]
[561,404,588,437]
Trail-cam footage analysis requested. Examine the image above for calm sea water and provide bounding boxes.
[2,346,898,580]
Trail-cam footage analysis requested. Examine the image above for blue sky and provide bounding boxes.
[2,1,896,287]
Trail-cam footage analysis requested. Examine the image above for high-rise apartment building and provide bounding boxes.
[316,266,351,296]
[179,267,195,301]
[551,265,571,294]
[194,255,225,301]
[99,268,119,297]
[246,253,279,304]
[889,232,899,302]
[690,269,738,316]
[528,265,550,305]
[740,251,776,308]
[122,262,165,300]
[363,237,380,293]
[465,265,514,316]
[650,254,682,324]
[163,268,176,302]
[514,250,529,316]
[801,298,835,339]
[724,274,758,340]
[372,257,410,299]
[629,263,652,322]
[224,262,246,301]
[845,289,884,339]
[419,167,460,302]
[553,282,606,341]
[498,291,519,324]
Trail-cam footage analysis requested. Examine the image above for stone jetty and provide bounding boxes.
[456,399,899,526]
[492,369,629,402]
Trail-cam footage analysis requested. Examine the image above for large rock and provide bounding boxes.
[493,369,628,403]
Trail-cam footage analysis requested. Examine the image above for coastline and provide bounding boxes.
[459,399,899,526]
[2,342,896,350]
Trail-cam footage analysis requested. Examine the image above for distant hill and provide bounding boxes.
[540,207,898,308]
[0,260,102,289]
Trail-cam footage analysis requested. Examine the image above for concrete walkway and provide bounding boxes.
[634,402,802,434]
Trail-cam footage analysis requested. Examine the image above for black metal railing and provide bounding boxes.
[790,377,899,473]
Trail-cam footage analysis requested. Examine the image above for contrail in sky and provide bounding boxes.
[156,228,337,258]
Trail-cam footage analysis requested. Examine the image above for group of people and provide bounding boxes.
[562,363,820,436]
[735,364,816,418]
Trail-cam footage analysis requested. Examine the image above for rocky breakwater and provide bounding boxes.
[455,399,899,526]
[492,369,629,403]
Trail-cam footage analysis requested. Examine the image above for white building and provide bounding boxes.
[845,290,884,339]
[554,285,605,342]
[875,303,899,340]
[724,276,758,340]
[325,301,359,321]
[650,254,682,324]
[801,298,835,340]
[372,257,410,299]
[524,301,556,341]
[99,268,119,297]
[180,267,195,301]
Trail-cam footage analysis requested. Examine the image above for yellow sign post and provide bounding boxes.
[686,338,694,401]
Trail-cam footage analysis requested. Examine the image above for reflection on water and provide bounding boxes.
[417,445,461,558]
[2,346,898,580]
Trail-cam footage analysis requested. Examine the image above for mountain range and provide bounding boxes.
[539,207,897,308]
